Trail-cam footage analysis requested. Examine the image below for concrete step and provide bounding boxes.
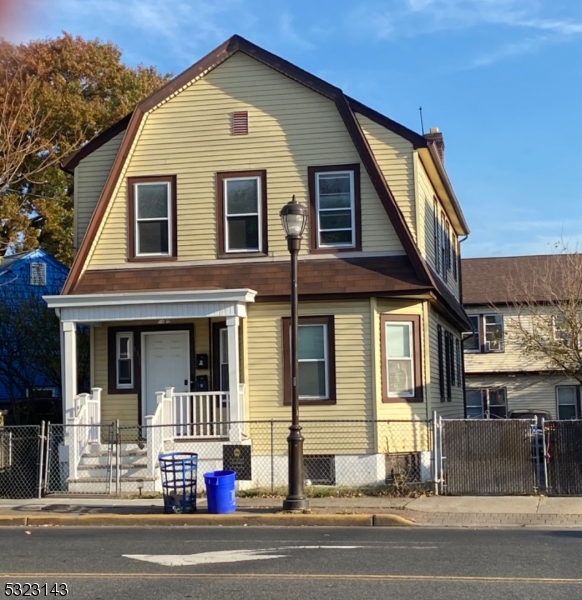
[85,443,146,454]
[67,475,159,493]
[80,452,147,466]
[77,464,150,479]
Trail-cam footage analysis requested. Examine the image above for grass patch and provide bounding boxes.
[236,483,432,499]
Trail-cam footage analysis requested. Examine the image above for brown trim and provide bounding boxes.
[281,315,336,406]
[127,175,178,261]
[346,96,428,149]
[307,164,361,253]
[334,96,431,284]
[63,34,435,298]
[216,170,268,258]
[62,108,145,294]
[211,321,226,391]
[61,114,132,172]
[107,324,195,424]
[380,314,423,403]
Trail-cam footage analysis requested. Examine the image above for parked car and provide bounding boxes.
[508,409,551,425]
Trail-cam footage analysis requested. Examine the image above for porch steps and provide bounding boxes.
[68,443,159,493]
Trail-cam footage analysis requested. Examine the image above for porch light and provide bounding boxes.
[280,195,309,512]
[280,195,308,240]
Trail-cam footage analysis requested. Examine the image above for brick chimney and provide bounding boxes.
[425,127,445,163]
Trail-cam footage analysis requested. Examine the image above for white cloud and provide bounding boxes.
[349,0,581,65]
[279,13,314,50]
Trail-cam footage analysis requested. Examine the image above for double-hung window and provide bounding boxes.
[282,316,336,404]
[464,314,504,353]
[466,387,507,419]
[116,332,133,389]
[556,386,580,420]
[309,164,360,251]
[382,315,422,402]
[128,176,176,259]
[217,170,267,256]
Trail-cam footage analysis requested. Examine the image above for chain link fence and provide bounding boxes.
[0,425,43,499]
[3,417,581,499]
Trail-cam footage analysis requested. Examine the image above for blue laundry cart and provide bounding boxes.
[158,452,198,514]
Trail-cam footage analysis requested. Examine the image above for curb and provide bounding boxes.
[0,513,415,528]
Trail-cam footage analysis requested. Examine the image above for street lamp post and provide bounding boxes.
[280,196,309,512]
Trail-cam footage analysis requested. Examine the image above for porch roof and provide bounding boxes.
[44,288,257,323]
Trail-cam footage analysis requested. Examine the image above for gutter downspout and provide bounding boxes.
[458,234,469,417]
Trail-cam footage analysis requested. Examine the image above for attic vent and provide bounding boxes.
[231,111,249,135]
[30,262,46,286]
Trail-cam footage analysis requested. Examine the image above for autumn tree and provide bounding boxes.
[506,246,582,385]
[0,33,171,264]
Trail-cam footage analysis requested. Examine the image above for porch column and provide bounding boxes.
[61,320,77,422]
[226,316,242,441]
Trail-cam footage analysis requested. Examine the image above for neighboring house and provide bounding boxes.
[0,249,68,408]
[463,255,581,420]
[44,35,470,486]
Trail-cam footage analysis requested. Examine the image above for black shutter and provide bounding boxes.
[438,325,444,402]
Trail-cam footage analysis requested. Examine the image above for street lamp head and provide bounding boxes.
[280,195,308,239]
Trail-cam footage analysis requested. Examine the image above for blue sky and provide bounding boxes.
[6,0,582,257]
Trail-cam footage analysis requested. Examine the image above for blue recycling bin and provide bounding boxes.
[204,470,236,514]
[158,452,198,514]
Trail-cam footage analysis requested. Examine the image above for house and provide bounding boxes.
[44,35,470,489]
[463,254,582,420]
[0,249,68,411]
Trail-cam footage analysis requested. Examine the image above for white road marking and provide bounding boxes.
[124,550,287,567]
[124,544,439,567]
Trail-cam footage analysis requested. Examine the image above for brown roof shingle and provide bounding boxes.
[73,256,430,299]
[462,254,582,305]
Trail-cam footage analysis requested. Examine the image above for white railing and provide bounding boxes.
[66,387,102,480]
[145,387,173,479]
[171,390,230,438]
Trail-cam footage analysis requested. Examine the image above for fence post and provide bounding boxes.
[37,421,46,499]
[68,419,78,481]
[115,419,121,498]
[541,417,549,495]
[438,415,445,495]
[270,420,274,493]
[432,412,439,496]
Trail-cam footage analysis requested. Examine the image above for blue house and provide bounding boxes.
[0,250,68,411]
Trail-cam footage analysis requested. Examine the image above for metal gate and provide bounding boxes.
[45,422,116,495]
[439,419,538,495]
[545,420,582,496]
[0,425,43,499]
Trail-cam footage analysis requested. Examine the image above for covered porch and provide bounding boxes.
[44,288,257,442]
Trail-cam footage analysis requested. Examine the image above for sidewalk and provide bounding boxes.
[1,495,581,528]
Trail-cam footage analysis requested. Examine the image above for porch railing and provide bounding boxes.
[145,388,173,479]
[172,390,230,438]
[66,388,102,480]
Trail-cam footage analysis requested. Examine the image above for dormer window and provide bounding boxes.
[128,176,177,261]
[308,164,361,252]
[216,170,267,257]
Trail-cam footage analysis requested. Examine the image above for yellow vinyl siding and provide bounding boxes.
[87,52,403,267]
[464,306,551,373]
[93,325,138,425]
[428,307,464,419]
[246,300,373,454]
[417,160,460,299]
[75,132,124,251]
[356,114,416,240]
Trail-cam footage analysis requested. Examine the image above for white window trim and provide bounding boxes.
[116,332,134,389]
[315,170,356,249]
[298,323,329,400]
[134,181,172,257]
[556,385,579,420]
[466,387,507,419]
[385,321,415,398]
[464,314,504,353]
[223,176,262,253]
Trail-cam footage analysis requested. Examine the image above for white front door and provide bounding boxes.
[143,331,190,422]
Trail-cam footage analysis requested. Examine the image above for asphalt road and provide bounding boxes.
[1,527,581,599]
